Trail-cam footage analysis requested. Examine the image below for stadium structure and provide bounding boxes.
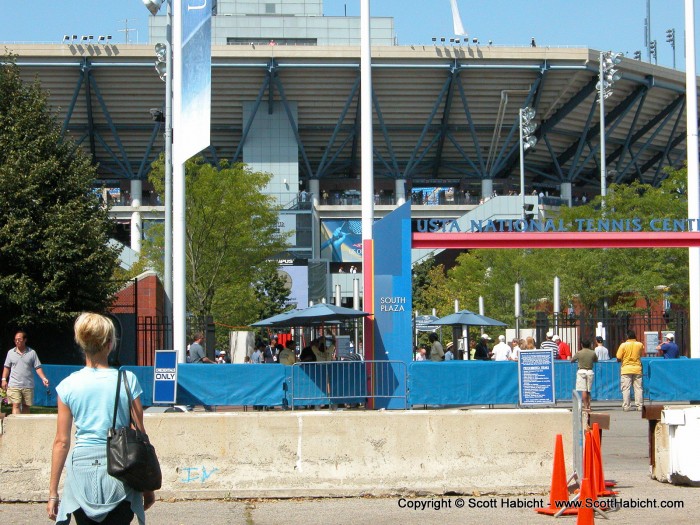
[4,0,697,308]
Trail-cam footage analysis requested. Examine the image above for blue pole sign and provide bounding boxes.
[153,350,178,404]
[518,349,556,406]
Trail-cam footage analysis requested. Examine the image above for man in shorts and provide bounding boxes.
[571,339,598,411]
[2,331,50,414]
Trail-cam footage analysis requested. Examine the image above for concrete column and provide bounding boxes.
[308,178,320,259]
[130,179,143,253]
[131,211,142,253]
[308,179,320,208]
[481,179,493,201]
[560,182,572,206]
[130,179,142,207]
[395,179,407,206]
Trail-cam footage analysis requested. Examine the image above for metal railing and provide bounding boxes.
[289,360,408,409]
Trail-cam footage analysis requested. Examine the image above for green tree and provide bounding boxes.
[557,168,688,313]
[0,55,119,331]
[145,156,289,337]
[254,265,294,320]
[418,167,689,324]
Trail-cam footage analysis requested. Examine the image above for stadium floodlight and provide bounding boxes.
[598,51,623,201]
[142,0,165,15]
[666,28,676,69]
[63,35,70,42]
[519,106,537,220]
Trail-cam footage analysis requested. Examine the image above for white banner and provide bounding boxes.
[173,0,212,163]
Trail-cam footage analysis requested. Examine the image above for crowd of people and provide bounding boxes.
[412,328,682,413]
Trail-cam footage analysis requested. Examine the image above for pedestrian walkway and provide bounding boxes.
[2,404,697,524]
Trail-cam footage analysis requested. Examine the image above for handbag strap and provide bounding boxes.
[111,369,136,430]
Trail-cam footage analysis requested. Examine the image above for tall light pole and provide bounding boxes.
[360,0,374,361]
[519,106,537,220]
[684,0,699,359]
[143,0,173,348]
[598,51,622,202]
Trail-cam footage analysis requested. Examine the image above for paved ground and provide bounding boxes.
[2,403,698,524]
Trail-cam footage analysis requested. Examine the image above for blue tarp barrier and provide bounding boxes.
[177,364,288,407]
[29,358,700,408]
[647,357,700,401]
[408,361,520,405]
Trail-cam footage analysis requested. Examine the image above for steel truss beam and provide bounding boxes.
[41,55,691,189]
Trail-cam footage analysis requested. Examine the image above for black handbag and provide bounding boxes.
[106,370,162,492]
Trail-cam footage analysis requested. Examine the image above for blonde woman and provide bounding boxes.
[48,313,155,524]
[525,336,537,350]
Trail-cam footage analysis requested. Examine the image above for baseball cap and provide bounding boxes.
[665,333,674,340]
[219,350,226,355]
[552,334,561,341]
[481,334,491,340]
[498,335,505,342]
[546,331,554,338]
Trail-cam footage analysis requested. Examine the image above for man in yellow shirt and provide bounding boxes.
[616,329,645,411]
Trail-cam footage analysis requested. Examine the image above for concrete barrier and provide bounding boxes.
[0,409,572,501]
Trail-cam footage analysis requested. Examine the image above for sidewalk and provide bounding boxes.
[2,404,697,524]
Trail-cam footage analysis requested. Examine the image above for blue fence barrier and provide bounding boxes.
[28,358,698,408]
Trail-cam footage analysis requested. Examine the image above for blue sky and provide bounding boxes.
[0,1,696,70]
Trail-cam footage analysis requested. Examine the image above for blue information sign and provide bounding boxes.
[153,350,178,405]
[518,349,556,406]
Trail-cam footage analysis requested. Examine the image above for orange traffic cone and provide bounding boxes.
[582,431,607,511]
[591,422,617,494]
[576,477,595,525]
[536,434,577,515]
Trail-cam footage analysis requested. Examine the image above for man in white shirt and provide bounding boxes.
[491,335,512,361]
[594,336,610,360]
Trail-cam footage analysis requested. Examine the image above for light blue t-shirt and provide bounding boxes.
[56,368,143,447]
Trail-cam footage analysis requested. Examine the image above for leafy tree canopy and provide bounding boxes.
[144,156,290,343]
[0,55,119,333]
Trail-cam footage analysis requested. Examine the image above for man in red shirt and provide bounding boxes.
[553,334,571,360]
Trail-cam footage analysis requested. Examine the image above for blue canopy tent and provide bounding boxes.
[432,309,507,359]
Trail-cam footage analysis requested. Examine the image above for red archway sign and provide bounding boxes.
[412,231,700,250]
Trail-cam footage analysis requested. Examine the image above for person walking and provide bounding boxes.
[3,331,50,414]
[571,339,598,411]
[616,329,646,411]
[47,312,155,524]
